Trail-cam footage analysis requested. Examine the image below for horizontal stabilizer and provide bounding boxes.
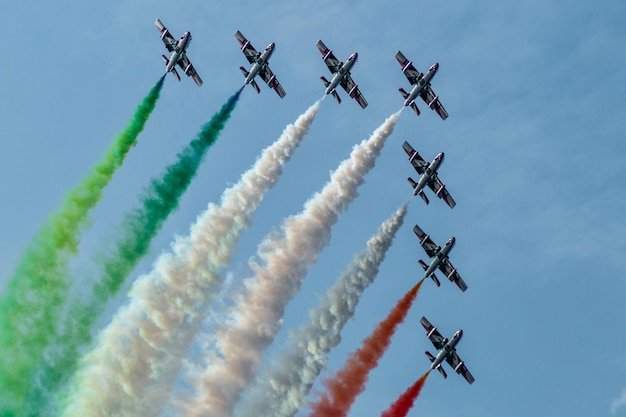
[416,189,429,205]
[418,259,428,270]
[430,273,441,287]
[436,364,448,379]
[399,87,409,99]
[161,54,169,64]
[425,351,435,363]
[239,66,250,77]
[331,90,341,104]
[320,76,330,88]
[171,68,181,82]
[250,79,261,94]
[410,102,421,116]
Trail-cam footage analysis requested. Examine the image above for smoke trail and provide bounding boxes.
[60,100,320,417]
[381,371,429,417]
[181,111,402,417]
[0,76,165,417]
[30,89,241,416]
[308,280,423,417]
[236,202,409,417]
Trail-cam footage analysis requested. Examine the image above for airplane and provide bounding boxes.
[395,51,448,120]
[402,141,456,209]
[234,31,286,98]
[419,316,474,384]
[155,18,203,86]
[315,40,368,109]
[412,223,468,292]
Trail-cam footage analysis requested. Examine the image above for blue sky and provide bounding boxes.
[1,1,626,416]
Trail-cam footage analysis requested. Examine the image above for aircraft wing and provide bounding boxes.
[339,74,368,108]
[412,224,439,258]
[420,316,446,350]
[427,175,456,208]
[445,351,475,384]
[258,66,287,98]
[316,40,342,73]
[420,85,449,120]
[235,30,259,64]
[155,18,177,52]
[438,259,468,292]
[176,53,203,87]
[395,51,423,85]
[402,141,428,174]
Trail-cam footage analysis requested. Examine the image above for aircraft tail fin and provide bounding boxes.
[408,177,429,204]
[162,55,180,81]
[425,352,448,378]
[399,88,421,115]
[321,76,341,103]
[239,66,260,93]
[418,260,440,286]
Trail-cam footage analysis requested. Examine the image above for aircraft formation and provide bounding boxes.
[156,12,476,401]
[154,19,448,118]
[0,17,479,417]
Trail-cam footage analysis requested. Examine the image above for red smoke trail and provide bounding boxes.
[309,280,424,417]
[381,371,430,417]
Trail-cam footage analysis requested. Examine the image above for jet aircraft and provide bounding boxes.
[155,18,203,86]
[403,141,455,208]
[395,51,448,119]
[412,223,468,292]
[420,316,474,384]
[235,31,286,98]
[315,40,368,108]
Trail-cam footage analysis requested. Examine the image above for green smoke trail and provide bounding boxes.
[30,89,241,417]
[0,76,165,417]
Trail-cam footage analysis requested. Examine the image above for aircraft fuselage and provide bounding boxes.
[404,63,439,107]
[423,237,455,279]
[430,330,463,370]
[245,43,275,84]
[412,152,444,197]
[326,53,358,95]
[166,32,191,73]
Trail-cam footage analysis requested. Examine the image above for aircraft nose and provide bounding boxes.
[432,63,439,71]
[437,152,444,160]
[449,237,456,245]
[270,42,275,49]
[457,329,463,338]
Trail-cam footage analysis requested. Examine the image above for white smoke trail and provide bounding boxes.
[61,101,321,417]
[234,202,409,417]
[179,111,402,417]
